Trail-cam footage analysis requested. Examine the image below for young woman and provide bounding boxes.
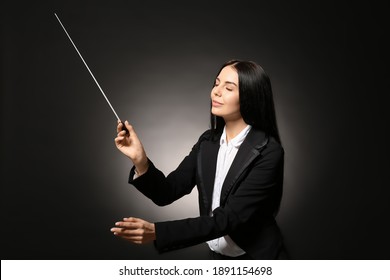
[111,59,286,259]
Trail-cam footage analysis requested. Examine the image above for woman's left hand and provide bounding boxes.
[111,217,156,244]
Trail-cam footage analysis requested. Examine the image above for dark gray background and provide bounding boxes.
[1,0,388,259]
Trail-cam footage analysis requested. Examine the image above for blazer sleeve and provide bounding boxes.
[128,130,211,206]
[153,139,284,253]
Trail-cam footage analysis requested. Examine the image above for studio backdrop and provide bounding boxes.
[1,0,388,259]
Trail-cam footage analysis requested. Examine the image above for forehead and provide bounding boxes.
[217,66,238,82]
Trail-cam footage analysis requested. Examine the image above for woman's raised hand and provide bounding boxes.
[114,120,149,175]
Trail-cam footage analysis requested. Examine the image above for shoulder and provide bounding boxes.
[196,129,221,144]
[265,137,284,158]
[198,129,212,141]
[247,128,284,161]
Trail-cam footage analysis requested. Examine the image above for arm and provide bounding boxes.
[115,120,200,205]
[126,130,212,206]
[128,151,198,206]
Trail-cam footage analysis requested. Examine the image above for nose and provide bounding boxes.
[212,85,222,97]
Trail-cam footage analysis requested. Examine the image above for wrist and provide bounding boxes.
[134,159,149,176]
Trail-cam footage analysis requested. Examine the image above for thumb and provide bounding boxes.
[124,121,135,135]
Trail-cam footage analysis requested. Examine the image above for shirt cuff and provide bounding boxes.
[133,169,140,179]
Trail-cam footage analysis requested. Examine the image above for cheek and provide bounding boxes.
[232,100,241,113]
[226,93,240,108]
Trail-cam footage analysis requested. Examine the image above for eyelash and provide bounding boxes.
[214,83,233,91]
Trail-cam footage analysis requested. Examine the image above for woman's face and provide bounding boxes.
[211,65,242,122]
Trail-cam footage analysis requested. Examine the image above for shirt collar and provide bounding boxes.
[220,125,252,148]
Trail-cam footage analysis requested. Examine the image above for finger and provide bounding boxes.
[117,121,123,133]
[114,136,125,143]
[111,226,152,245]
[120,235,143,243]
[124,121,135,135]
[123,217,139,222]
[114,221,140,229]
[110,227,143,236]
[111,227,132,235]
[117,130,127,137]
[115,233,143,244]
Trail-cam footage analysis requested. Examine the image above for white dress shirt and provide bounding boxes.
[207,124,252,257]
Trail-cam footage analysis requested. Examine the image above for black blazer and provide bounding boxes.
[129,128,285,259]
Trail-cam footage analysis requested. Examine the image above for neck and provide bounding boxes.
[224,118,248,142]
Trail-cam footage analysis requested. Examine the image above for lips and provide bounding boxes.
[212,100,223,107]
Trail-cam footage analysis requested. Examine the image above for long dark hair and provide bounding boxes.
[210,59,281,144]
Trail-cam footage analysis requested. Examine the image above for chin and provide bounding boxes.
[211,109,223,116]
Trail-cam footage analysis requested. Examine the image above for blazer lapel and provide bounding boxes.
[219,129,268,206]
[198,139,219,214]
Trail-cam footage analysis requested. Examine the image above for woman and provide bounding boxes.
[111,59,286,259]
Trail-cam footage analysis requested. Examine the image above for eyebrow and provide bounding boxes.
[225,81,238,87]
[215,78,238,87]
